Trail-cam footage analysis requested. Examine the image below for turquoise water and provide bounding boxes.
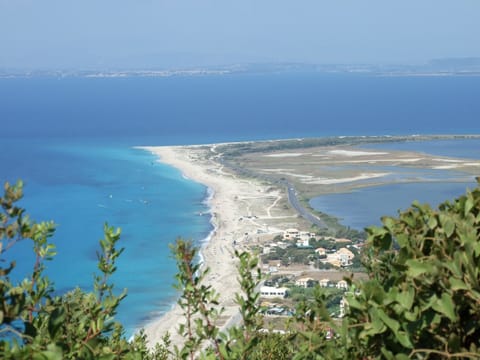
[1,74,479,336]
[1,138,212,335]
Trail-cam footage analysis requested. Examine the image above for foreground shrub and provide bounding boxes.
[0,180,168,359]
[345,178,480,359]
[2,178,480,359]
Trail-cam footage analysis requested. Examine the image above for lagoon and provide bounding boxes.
[310,139,480,230]
[309,181,478,231]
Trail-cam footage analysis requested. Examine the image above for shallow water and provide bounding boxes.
[1,138,212,336]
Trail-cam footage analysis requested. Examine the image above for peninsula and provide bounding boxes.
[140,134,480,348]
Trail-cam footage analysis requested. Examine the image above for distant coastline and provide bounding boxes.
[2,57,480,79]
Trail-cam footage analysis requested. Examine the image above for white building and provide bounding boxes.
[337,248,355,266]
[324,247,355,267]
[283,228,299,239]
[296,237,310,248]
[300,231,315,240]
[260,286,289,298]
[336,280,349,290]
[319,279,331,288]
[295,277,316,288]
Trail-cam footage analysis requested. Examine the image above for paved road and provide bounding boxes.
[219,158,326,229]
[285,181,326,229]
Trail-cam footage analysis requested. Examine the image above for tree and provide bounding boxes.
[285,180,480,359]
[3,178,480,359]
[344,179,480,359]
[0,180,168,359]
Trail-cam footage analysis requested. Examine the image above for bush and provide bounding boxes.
[3,179,480,359]
[0,181,168,359]
[344,179,480,358]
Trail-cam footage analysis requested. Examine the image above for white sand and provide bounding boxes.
[303,172,390,185]
[328,150,388,156]
[137,145,286,349]
[343,158,423,163]
[432,158,464,163]
[260,168,294,172]
[263,152,306,157]
[432,165,461,169]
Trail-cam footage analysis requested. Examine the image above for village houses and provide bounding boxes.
[283,228,316,248]
[283,228,299,239]
[295,277,317,288]
[336,280,349,290]
[260,286,289,298]
[323,247,355,267]
[319,278,331,288]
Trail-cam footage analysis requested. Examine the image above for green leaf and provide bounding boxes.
[427,216,438,229]
[432,293,456,322]
[382,216,396,230]
[465,195,474,216]
[371,315,386,333]
[404,309,418,322]
[405,259,433,277]
[38,344,63,360]
[395,330,413,349]
[450,278,469,291]
[98,355,116,360]
[345,296,366,311]
[374,307,400,333]
[395,233,409,247]
[380,347,396,359]
[439,214,455,237]
[48,307,66,339]
[396,288,415,310]
[443,257,463,278]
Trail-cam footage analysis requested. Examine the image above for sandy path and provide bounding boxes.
[138,145,284,349]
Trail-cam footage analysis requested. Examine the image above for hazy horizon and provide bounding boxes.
[1,1,479,70]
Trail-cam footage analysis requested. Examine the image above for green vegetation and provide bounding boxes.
[0,181,169,359]
[217,135,479,159]
[261,245,315,266]
[2,178,480,359]
[261,237,364,271]
[289,287,344,315]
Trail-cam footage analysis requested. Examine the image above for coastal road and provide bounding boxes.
[218,156,326,229]
[285,181,326,229]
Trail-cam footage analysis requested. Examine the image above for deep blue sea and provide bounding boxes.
[0,73,479,336]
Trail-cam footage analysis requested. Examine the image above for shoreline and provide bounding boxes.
[136,135,480,348]
[140,146,227,348]
[138,145,291,348]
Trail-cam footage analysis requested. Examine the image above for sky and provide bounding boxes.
[1,0,479,70]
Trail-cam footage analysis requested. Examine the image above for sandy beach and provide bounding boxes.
[140,145,296,349]
[139,138,480,349]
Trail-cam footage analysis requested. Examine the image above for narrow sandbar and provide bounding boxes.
[138,145,296,348]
